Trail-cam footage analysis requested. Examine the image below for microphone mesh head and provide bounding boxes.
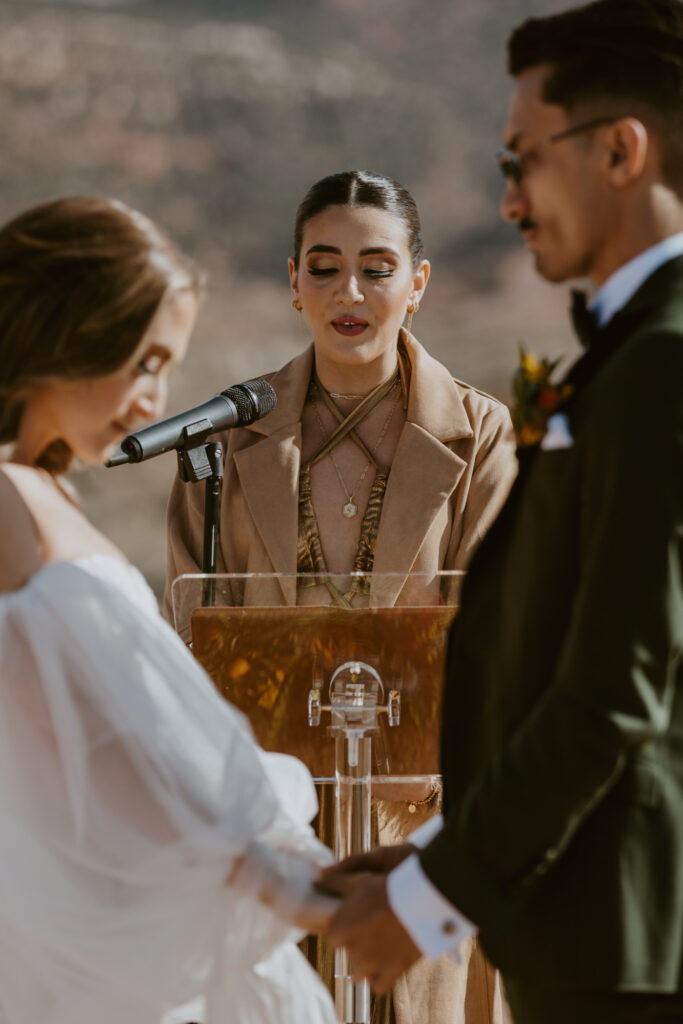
[224,385,254,423]
[221,379,277,426]
[242,378,277,416]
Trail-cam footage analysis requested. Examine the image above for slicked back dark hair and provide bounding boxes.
[293,170,424,269]
[508,0,683,192]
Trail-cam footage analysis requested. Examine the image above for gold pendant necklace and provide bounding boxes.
[313,383,399,518]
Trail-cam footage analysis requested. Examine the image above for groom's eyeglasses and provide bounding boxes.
[496,117,618,185]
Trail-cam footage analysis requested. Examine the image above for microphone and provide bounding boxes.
[107,378,276,466]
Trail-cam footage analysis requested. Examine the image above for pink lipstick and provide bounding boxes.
[331,316,369,337]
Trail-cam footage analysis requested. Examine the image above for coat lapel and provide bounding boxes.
[372,332,473,605]
[232,346,313,604]
[372,423,467,603]
[234,425,301,575]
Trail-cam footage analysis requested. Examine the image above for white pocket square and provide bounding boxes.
[540,412,574,450]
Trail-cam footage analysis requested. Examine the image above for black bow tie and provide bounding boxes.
[570,289,600,348]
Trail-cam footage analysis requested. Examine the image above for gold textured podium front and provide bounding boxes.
[191,605,454,776]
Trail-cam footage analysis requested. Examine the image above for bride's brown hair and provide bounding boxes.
[0,196,201,471]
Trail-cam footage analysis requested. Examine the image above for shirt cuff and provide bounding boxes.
[387,853,478,960]
[408,812,443,848]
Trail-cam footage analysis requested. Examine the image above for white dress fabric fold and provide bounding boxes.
[0,555,336,1024]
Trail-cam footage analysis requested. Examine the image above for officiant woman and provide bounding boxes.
[165,170,517,1024]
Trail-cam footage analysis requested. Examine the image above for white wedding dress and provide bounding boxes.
[0,554,337,1024]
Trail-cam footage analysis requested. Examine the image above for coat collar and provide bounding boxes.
[248,330,475,444]
[402,329,474,442]
[245,345,314,437]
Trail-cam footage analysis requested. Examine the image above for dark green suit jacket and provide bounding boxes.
[420,254,683,993]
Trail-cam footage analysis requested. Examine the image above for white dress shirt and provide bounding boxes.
[387,230,683,960]
[590,231,683,327]
[387,814,477,959]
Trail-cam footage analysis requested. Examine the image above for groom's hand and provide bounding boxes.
[317,842,416,896]
[323,872,421,993]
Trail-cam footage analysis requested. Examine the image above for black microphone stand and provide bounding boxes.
[175,421,224,608]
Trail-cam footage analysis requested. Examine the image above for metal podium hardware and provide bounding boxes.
[309,661,400,1024]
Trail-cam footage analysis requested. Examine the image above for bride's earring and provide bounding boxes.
[405,300,419,334]
[292,299,305,339]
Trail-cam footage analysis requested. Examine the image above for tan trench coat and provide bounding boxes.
[165,332,516,607]
[165,332,517,1024]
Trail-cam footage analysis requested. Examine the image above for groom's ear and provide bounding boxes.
[604,118,649,188]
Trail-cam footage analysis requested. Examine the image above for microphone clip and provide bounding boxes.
[178,434,225,485]
[175,420,224,483]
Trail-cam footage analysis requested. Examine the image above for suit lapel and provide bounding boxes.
[566,253,683,399]
[458,447,533,596]
[463,255,683,604]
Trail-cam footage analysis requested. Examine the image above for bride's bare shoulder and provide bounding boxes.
[0,464,46,592]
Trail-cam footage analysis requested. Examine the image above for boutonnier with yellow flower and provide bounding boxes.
[511,347,573,448]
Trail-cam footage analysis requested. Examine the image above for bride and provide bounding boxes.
[0,196,337,1024]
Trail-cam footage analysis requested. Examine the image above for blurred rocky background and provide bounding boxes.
[1,0,579,596]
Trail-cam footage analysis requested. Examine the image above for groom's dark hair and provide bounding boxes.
[508,0,683,193]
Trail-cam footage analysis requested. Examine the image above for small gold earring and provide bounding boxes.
[292,299,305,338]
[405,301,419,334]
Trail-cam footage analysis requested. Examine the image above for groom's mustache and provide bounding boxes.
[519,217,537,233]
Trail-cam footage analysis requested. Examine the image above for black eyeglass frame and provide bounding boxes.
[496,117,618,185]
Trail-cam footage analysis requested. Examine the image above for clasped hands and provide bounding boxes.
[315,842,423,994]
[229,838,425,992]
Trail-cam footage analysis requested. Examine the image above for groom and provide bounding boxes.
[322,1,683,1021]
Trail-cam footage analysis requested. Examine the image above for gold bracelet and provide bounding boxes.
[407,782,440,814]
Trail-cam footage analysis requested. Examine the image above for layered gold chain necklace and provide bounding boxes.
[312,378,400,517]
[311,370,401,520]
